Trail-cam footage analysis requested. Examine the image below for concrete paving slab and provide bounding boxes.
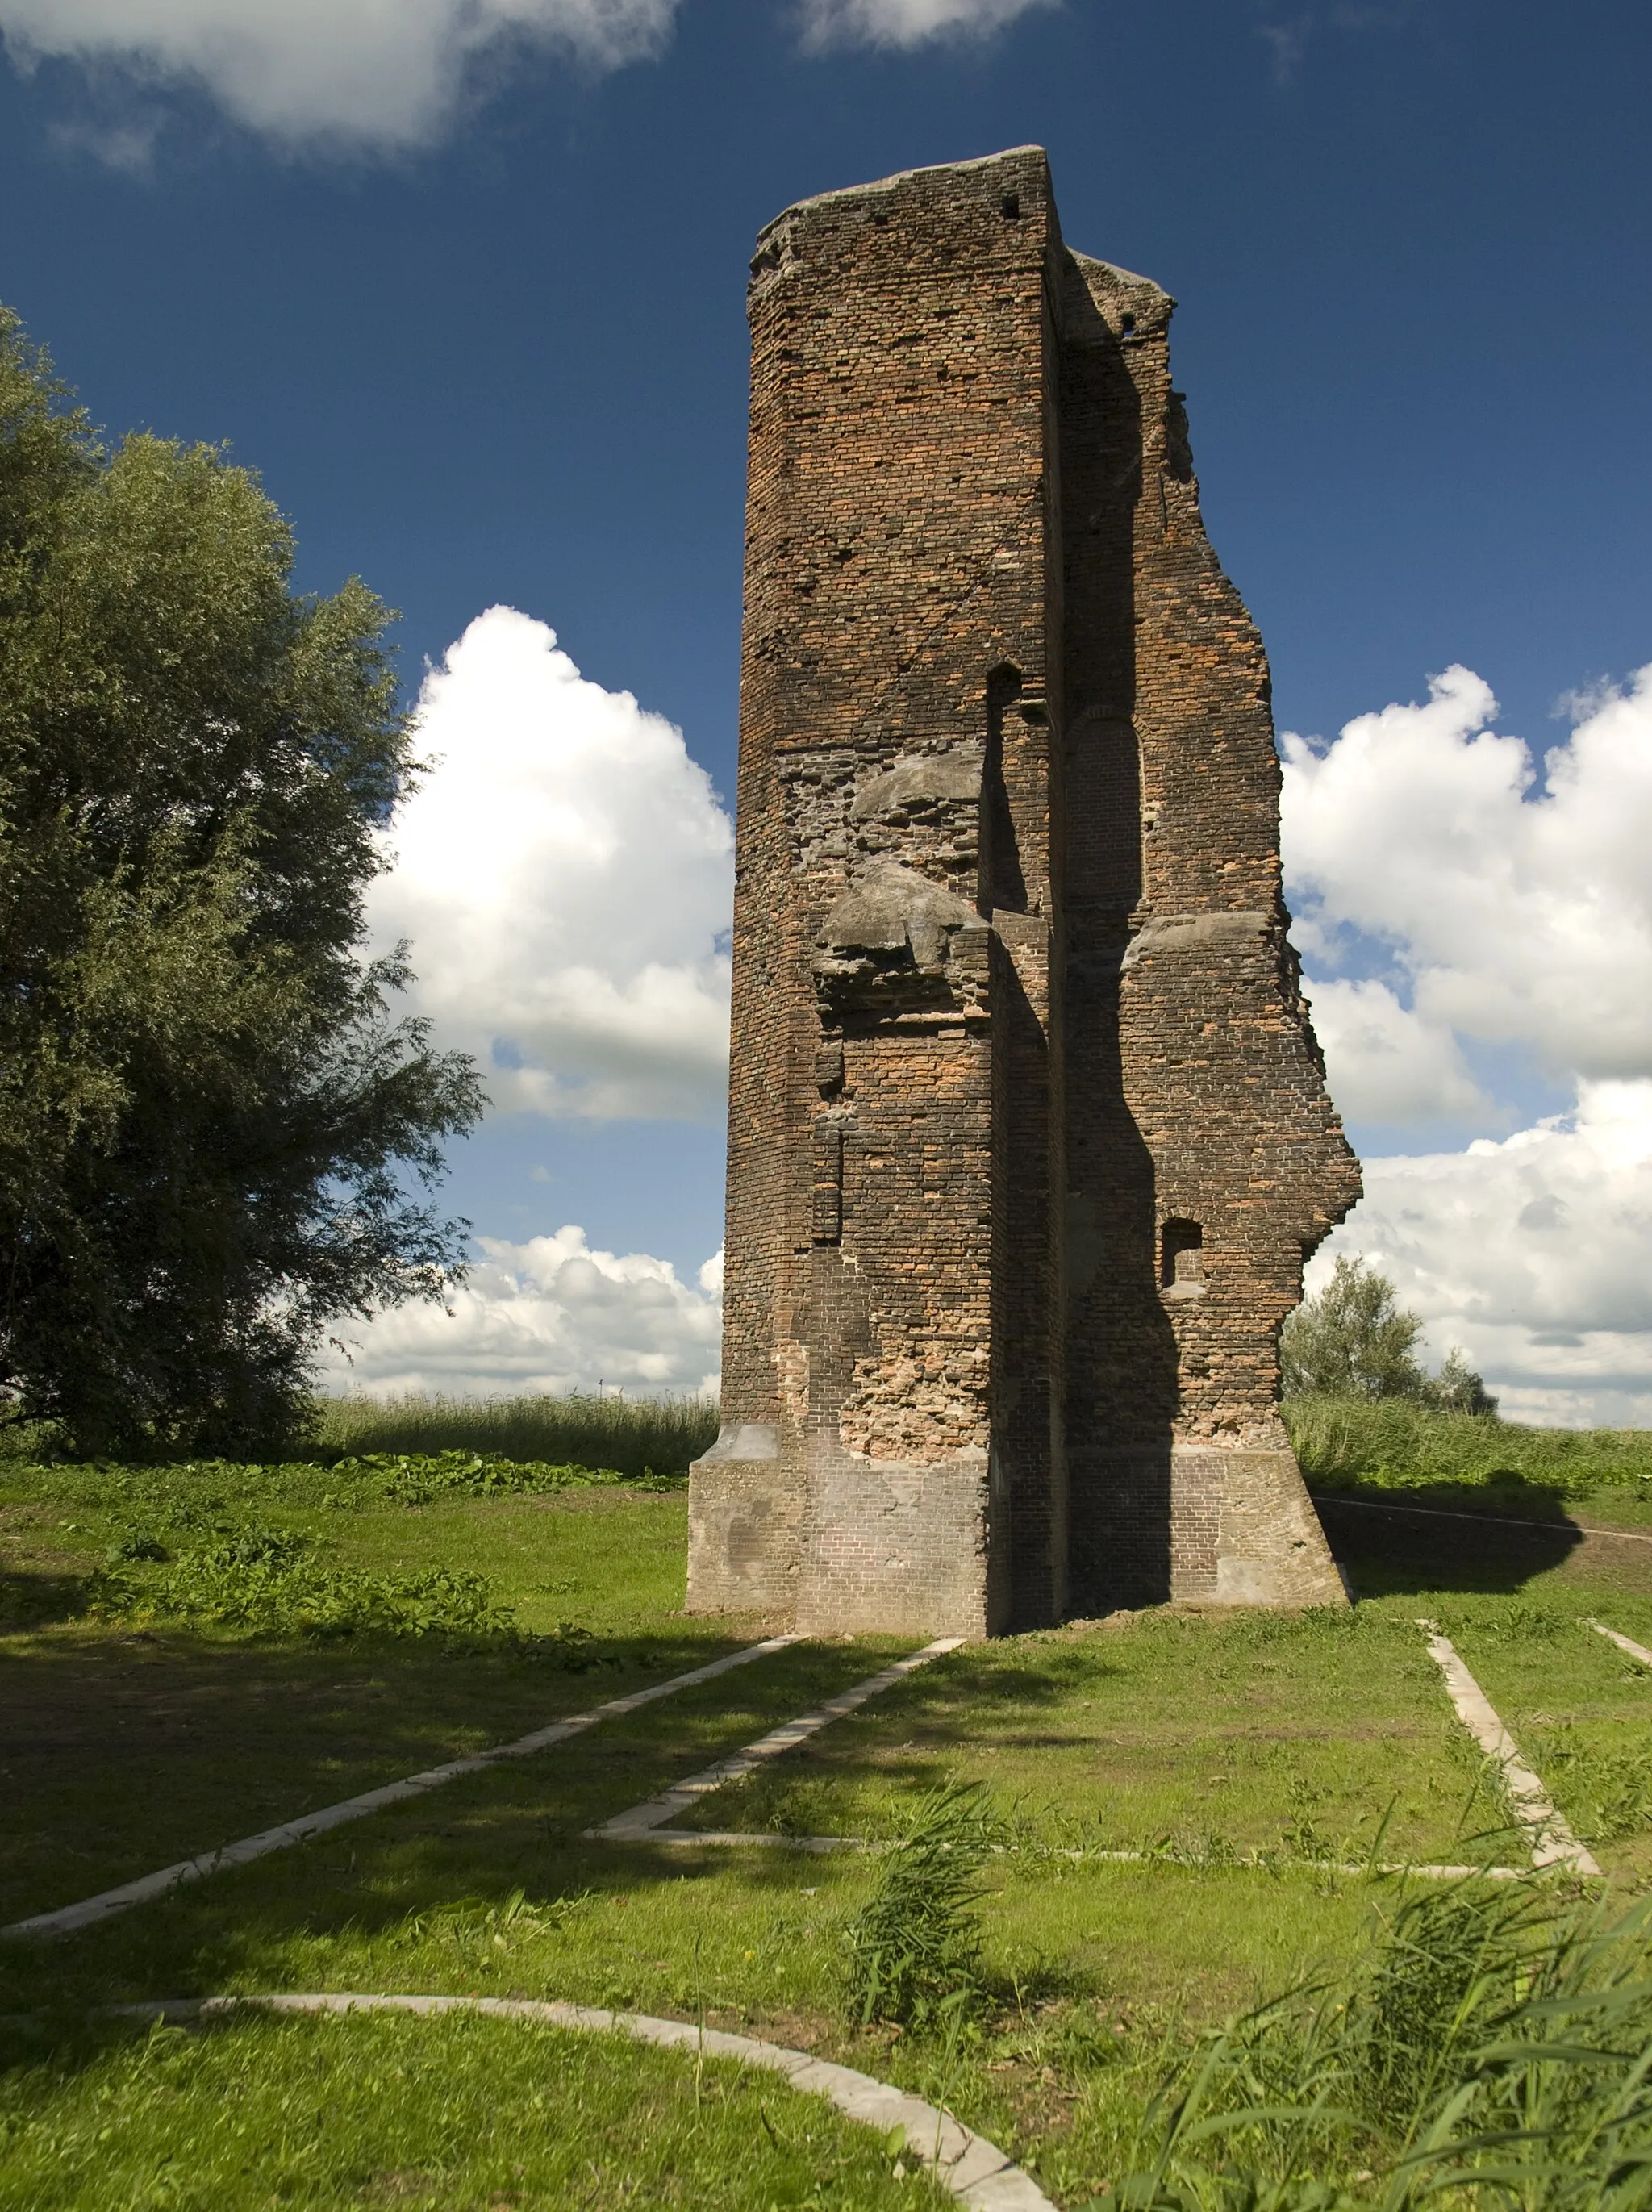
[1418,1621,1600,1876]
[587,1637,961,1842]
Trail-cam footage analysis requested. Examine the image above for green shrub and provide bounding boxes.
[1284,1393,1652,1496]
[844,1780,999,2030]
[88,1527,513,1639]
[323,1450,635,1503]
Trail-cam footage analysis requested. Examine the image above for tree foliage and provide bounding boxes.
[1281,1257,1496,1414]
[0,307,484,1454]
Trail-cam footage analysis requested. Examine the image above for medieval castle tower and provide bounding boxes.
[687,147,1362,1636]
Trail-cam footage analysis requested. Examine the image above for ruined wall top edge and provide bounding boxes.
[749,145,1058,304]
[746,148,1178,362]
[754,144,1050,241]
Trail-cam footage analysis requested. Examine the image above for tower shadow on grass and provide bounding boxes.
[1312,1480,1589,1598]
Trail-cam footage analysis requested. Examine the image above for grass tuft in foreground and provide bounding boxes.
[844,1780,1000,2030]
[1097,1876,1652,2208]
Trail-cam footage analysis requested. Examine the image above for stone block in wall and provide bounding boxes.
[795,1446,1003,1638]
[687,1431,806,1616]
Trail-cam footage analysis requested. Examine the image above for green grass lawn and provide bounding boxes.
[0,2006,951,2210]
[672,1606,1503,1869]
[0,1471,761,1926]
[6,1438,1652,2206]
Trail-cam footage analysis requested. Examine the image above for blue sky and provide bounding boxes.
[2,0,1649,1417]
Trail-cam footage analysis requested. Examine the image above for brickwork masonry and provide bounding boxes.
[690,148,1358,1636]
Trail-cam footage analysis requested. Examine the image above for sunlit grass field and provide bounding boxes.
[0,2007,951,2212]
[4,1403,1652,2206]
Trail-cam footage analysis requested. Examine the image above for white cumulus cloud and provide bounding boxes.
[1283,663,1652,1096]
[373,605,733,1123]
[0,0,677,149]
[797,0,1053,50]
[1284,664,1652,1423]
[1299,975,1491,1128]
[323,1225,723,1398]
[1308,1082,1652,1427]
[2,0,1058,150]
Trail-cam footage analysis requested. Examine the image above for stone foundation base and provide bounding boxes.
[686,1429,803,1618]
[692,1429,1342,1630]
[687,1430,1006,1638]
[1175,1445,1346,1605]
[1070,1441,1346,1613]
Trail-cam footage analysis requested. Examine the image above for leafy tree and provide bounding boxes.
[1281,1257,1496,1414]
[1430,1344,1499,1417]
[0,307,484,1454]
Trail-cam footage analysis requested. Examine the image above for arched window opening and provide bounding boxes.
[1161,1218,1204,1293]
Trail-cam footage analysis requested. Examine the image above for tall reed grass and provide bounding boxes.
[844,1780,999,2029]
[309,1392,720,1480]
[1106,1876,1652,2208]
[1283,1394,1652,1497]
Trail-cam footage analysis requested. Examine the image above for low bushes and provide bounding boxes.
[1284,1394,1652,1497]
[87,1525,514,1640]
[311,1391,719,1480]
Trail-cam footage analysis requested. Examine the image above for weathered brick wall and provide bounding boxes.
[688,147,1358,1634]
[1058,248,1360,1608]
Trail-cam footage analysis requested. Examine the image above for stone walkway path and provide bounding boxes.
[1592,1620,1652,1668]
[3,1634,800,1940]
[17,1612,1631,1943]
[588,1638,960,1846]
[1418,1620,1600,1876]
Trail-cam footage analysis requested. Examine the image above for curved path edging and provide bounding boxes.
[102,1992,1057,2212]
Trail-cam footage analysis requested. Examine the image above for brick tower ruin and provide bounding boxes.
[687,147,1362,1637]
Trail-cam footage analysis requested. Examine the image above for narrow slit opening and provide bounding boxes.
[1161,1218,1204,1290]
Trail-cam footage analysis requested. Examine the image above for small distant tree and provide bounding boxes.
[1430,1346,1499,1417]
[0,307,484,1454]
[1281,1257,1496,1414]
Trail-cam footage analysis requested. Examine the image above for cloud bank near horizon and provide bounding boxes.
[1282,664,1652,1425]
[323,1228,722,1400]
[0,0,1053,152]
[1314,1083,1652,1429]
